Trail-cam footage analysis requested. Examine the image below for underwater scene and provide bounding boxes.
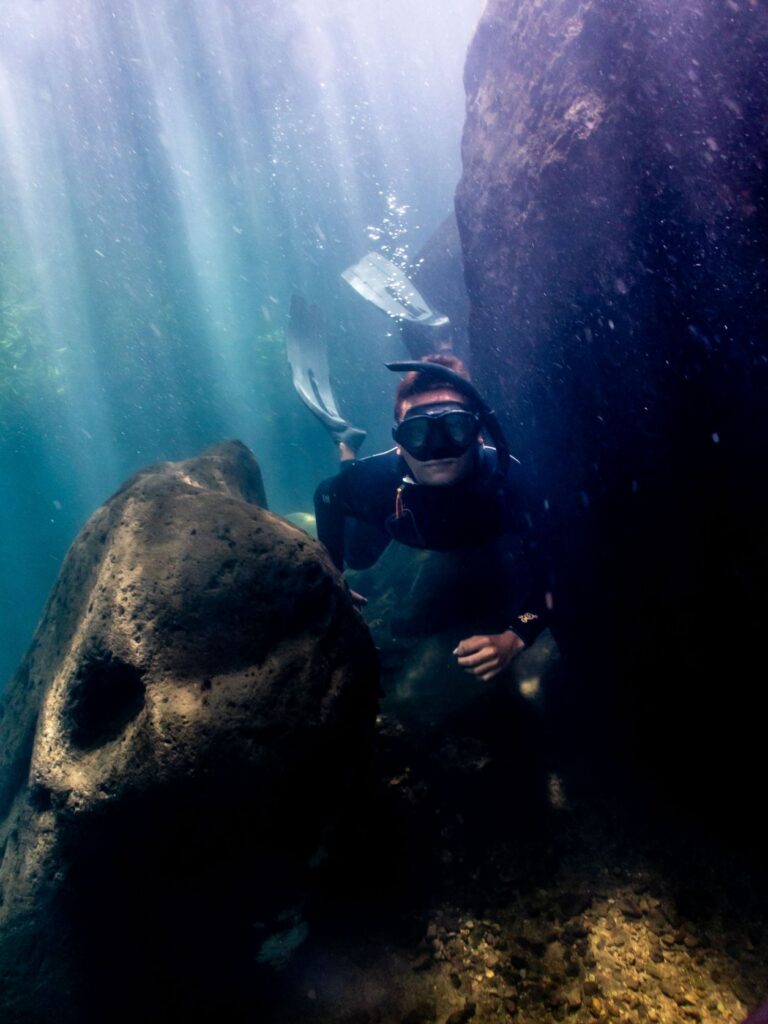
[1,1,767,1022]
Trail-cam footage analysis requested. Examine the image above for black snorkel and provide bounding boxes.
[385,360,511,475]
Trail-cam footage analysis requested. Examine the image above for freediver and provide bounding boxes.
[312,353,549,681]
[287,254,549,683]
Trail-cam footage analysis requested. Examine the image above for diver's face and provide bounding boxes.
[396,389,479,486]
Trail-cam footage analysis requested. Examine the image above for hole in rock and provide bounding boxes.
[65,654,146,750]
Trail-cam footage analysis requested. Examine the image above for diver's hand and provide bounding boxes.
[453,630,525,682]
[335,425,366,461]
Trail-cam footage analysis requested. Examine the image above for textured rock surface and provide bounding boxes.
[0,440,377,1022]
[455,0,768,815]
[401,214,471,361]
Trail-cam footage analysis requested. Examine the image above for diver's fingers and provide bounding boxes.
[463,658,500,676]
[453,635,491,657]
[456,646,496,668]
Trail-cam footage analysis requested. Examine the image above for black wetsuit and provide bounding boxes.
[314,445,548,646]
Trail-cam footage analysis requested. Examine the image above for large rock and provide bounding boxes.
[0,440,377,1022]
[400,214,471,361]
[456,2,768,811]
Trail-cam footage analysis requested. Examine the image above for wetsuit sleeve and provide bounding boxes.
[314,461,392,572]
[508,581,550,646]
[502,466,551,647]
[314,473,347,572]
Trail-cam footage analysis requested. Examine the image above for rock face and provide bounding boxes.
[456,2,768,813]
[0,440,377,1022]
[401,214,471,361]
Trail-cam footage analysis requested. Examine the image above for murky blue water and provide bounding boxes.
[0,0,484,686]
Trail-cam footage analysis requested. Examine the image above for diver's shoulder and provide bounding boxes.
[338,448,401,485]
[348,447,400,471]
[354,446,400,466]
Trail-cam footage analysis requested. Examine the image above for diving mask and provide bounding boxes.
[393,403,480,461]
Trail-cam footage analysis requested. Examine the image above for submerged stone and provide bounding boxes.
[0,439,377,1023]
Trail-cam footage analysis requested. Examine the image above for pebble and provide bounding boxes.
[619,896,643,918]
[663,906,682,928]
[564,920,588,939]
[646,909,667,932]
[566,986,582,1009]
[660,979,678,1000]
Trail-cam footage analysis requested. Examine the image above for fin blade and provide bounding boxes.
[341,252,437,323]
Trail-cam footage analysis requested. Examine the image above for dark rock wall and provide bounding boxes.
[456,0,768,814]
[403,214,471,360]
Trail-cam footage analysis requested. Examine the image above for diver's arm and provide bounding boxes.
[508,602,549,647]
[314,475,347,571]
[502,459,552,648]
[454,468,550,678]
[314,463,391,574]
